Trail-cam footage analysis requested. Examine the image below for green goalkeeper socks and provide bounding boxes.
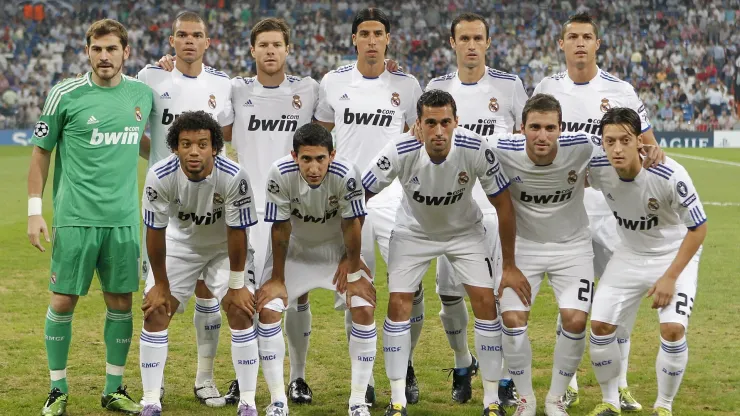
[45,307,73,393]
[103,309,133,395]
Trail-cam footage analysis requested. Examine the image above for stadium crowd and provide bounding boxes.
[1,0,739,131]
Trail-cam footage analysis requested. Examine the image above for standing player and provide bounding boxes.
[138,111,259,416]
[586,108,706,416]
[254,124,376,416]
[27,19,152,416]
[364,90,521,416]
[137,11,234,406]
[314,7,423,404]
[425,12,527,406]
[533,12,663,411]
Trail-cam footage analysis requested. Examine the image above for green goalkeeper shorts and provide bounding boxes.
[49,226,140,295]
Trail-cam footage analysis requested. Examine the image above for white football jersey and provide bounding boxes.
[142,154,257,247]
[137,64,233,166]
[489,133,596,250]
[534,67,652,217]
[263,155,367,243]
[362,128,510,237]
[315,63,423,172]
[223,75,319,212]
[588,156,707,255]
[427,67,527,212]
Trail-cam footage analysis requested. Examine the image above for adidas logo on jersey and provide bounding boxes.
[178,207,223,225]
[87,115,99,125]
[409,176,420,185]
[512,176,523,183]
[606,193,615,201]
[248,114,300,132]
[519,188,573,204]
[561,119,602,135]
[461,119,497,136]
[244,99,254,107]
[291,207,339,223]
[412,189,465,206]
[339,93,350,100]
[613,211,659,231]
[160,92,171,99]
[343,108,395,127]
[89,127,141,145]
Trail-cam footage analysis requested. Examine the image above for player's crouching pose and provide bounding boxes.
[139,111,260,416]
[586,108,707,416]
[365,90,522,416]
[255,124,377,416]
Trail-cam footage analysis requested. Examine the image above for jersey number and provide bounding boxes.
[675,293,694,317]
[577,278,595,304]
[485,257,494,279]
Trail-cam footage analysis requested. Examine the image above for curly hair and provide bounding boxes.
[166,110,224,154]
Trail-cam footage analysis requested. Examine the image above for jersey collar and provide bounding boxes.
[455,66,488,86]
[566,66,601,86]
[254,74,290,91]
[352,62,387,84]
[172,63,204,79]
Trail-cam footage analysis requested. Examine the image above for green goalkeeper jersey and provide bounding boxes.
[32,72,154,227]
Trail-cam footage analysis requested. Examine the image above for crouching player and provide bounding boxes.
[139,111,260,416]
[586,107,707,416]
[255,124,377,416]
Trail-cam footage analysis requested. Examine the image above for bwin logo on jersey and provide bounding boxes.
[343,108,395,127]
[561,118,602,135]
[461,119,497,136]
[178,207,223,225]
[520,188,573,204]
[247,114,299,132]
[291,207,339,223]
[412,189,465,206]
[89,127,140,145]
[613,212,659,231]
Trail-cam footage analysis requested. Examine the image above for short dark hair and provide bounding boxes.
[86,19,129,49]
[416,89,457,120]
[600,108,642,137]
[251,18,291,47]
[172,11,207,36]
[561,12,599,40]
[166,110,224,154]
[450,13,489,40]
[293,124,333,154]
[352,8,391,35]
[521,94,562,126]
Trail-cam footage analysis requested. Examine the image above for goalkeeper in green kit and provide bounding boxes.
[27,19,153,416]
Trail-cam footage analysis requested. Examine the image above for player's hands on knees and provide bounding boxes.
[346,275,376,308]
[640,144,666,168]
[256,278,288,312]
[142,283,171,319]
[222,287,256,319]
[498,265,531,307]
[157,54,176,71]
[647,274,676,309]
[28,215,50,252]
[333,257,372,294]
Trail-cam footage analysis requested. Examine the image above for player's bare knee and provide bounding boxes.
[560,309,588,333]
[194,279,214,299]
[143,305,170,332]
[297,293,309,304]
[350,305,375,325]
[49,292,79,314]
[258,307,282,325]
[103,291,133,311]
[387,292,413,321]
[226,307,251,330]
[502,310,528,328]
[659,322,685,341]
[468,293,497,320]
[439,294,463,304]
[590,320,617,336]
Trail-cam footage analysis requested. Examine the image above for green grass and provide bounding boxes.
[1,146,739,415]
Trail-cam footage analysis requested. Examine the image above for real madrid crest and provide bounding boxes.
[135,106,143,122]
[647,197,659,211]
[458,171,469,185]
[391,92,401,107]
[329,196,339,207]
[213,192,224,205]
[208,94,217,109]
[489,97,499,112]
[600,98,611,113]
[567,170,578,185]
[292,94,302,110]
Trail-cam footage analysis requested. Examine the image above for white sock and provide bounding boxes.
[439,297,472,368]
[618,332,631,389]
[139,329,168,407]
[349,321,377,406]
[409,290,425,361]
[383,318,411,406]
[589,331,621,408]
[231,326,259,407]
[257,321,287,404]
[548,328,586,397]
[285,302,312,382]
[501,325,534,397]
[347,310,375,388]
[474,318,503,407]
[194,297,221,386]
[654,336,688,412]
